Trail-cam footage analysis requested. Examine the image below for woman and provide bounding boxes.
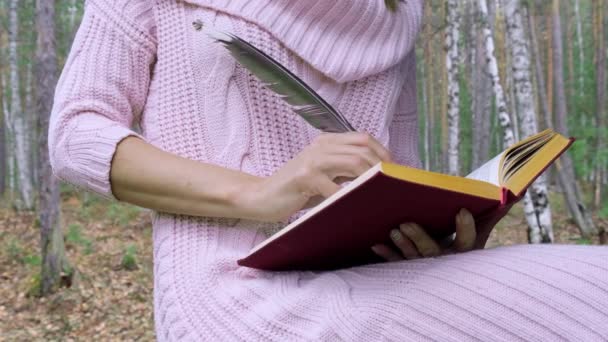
[49,0,608,340]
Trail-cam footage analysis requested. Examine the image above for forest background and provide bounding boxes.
[0,0,606,340]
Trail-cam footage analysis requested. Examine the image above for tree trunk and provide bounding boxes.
[479,0,515,149]
[1,72,15,199]
[504,1,554,243]
[36,0,74,296]
[594,0,605,210]
[0,93,5,196]
[552,0,597,237]
[0,29,6,197]
[9,0,34,210]
[446,0,461,176]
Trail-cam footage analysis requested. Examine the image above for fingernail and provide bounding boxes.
[456,210,463,225]
[390,229,402,242]
[462,209,474,224]
[400,223,415,236]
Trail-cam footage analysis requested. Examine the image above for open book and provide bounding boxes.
[238,129,574,271]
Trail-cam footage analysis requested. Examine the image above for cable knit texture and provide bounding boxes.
[49,0,608,341]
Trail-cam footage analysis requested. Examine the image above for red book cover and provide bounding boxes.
[238,173,519,271]
[238,132,573,271]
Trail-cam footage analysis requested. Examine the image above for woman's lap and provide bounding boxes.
[156,235,608,341]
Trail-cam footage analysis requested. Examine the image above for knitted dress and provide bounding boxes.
[48,0,608,341]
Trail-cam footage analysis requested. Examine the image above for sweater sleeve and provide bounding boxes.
[388,52,422,169]
[48,0,156,200]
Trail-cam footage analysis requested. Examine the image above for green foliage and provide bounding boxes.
[66,224,94,255]
[26,272,42,298]
[600,201,608,219]
[22,254,41,266]
[107,202,141,227]
[7,238,24,262]
[575,238,592,245]
[384,0,400,12]
[120,244,138,271]
[5,238,41,266]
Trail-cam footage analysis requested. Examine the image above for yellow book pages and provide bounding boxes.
[380,163,501,201]
[499,129,554,183]
[504,133,573,195]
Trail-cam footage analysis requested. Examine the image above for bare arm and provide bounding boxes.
[110,136,264,220]
[109,132,393,223]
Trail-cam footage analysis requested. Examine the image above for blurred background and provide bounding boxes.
[0,0,606,340]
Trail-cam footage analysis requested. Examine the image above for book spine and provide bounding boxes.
[500,187,509,206]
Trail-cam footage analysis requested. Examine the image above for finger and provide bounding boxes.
[311,175,341,198]
[351,132,393,163]
[400,223,441,257]
[454,208,477,252]
[322,154,372,179]
[389,229,420,260]
[330,145,382,168]
[334,176,355,184]
[371,244,403,262]
[328,132,393,162]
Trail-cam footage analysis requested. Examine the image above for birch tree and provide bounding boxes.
[0,29,6,197]
[36,0,74,295]
[9,0,34,209]
[478,0,515,148]
[504,1,554,243]
[0,94,5,196]
[446,0,461,175]
[1,72,15,197]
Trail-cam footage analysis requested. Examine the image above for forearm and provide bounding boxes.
[110,136,264,220]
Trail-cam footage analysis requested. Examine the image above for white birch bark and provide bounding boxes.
[479,0,547,244]
[446,0,461,176]
[1,73,15,196]
[479,0,515,149]
[504,2,554,243]
[9,0,34,209]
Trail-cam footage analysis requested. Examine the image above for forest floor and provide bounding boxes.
[0,189,605,341]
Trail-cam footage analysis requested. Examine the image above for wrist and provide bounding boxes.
[226,174,267,221]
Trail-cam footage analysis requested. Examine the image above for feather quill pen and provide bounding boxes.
[192,20,355,133]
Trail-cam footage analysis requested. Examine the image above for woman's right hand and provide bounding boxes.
[242,132,393,222]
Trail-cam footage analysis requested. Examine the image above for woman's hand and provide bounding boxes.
[371,208,481,261]
[242,132,392,222]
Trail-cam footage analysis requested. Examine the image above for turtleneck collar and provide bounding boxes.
[180,0,423,83]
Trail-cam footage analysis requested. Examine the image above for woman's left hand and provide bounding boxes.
[371,208,480,261]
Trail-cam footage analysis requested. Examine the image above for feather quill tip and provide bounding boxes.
[192,20,233,43]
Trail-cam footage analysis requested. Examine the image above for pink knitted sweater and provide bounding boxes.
[49,0,608,341]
